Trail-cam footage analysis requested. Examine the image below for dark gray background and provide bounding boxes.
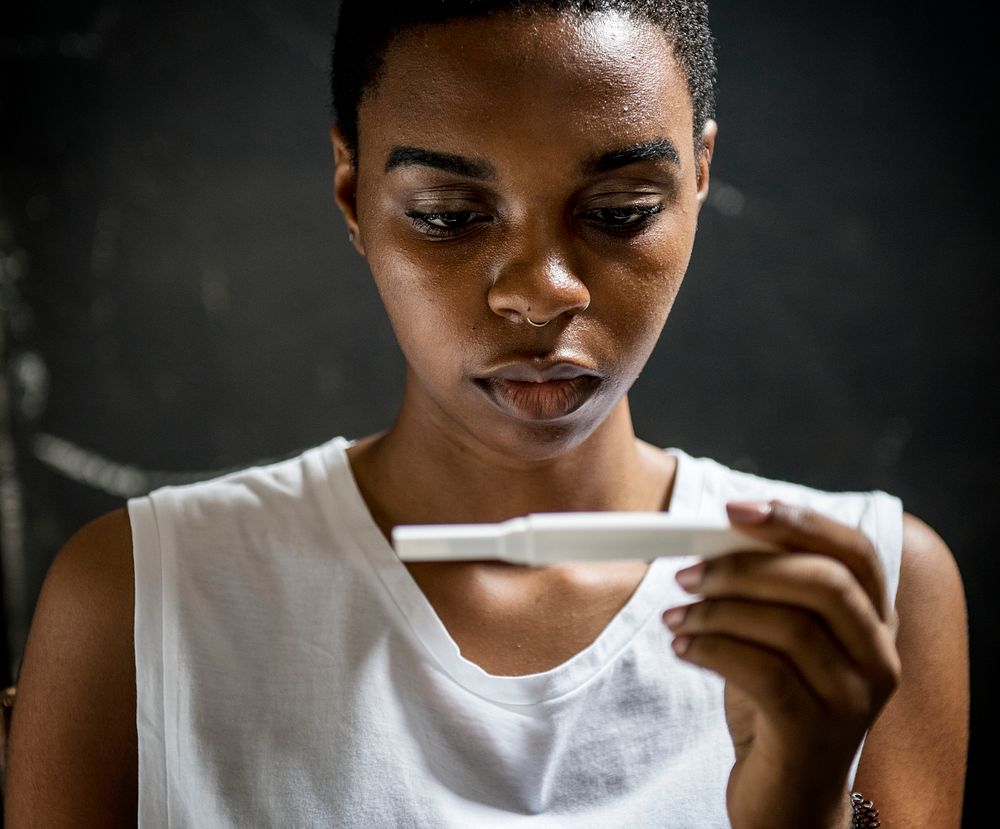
[1,1,994,824]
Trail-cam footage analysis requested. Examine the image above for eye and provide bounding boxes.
[581,203,663,235]
[405,209,492,239]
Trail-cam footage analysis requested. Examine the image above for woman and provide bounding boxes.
[5,1,968,826]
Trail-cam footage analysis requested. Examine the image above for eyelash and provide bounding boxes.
[405,209,491,238]
[586,204,664,234]
[404,204,663,239]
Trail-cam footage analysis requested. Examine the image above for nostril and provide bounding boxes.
[494,286,589,320]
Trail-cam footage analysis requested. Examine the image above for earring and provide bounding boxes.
[348,230,355,243]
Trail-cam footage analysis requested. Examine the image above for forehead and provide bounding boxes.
[356,10,694,169]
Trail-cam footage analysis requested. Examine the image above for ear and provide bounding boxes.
[695,118,718,209]
[330,123,366,256]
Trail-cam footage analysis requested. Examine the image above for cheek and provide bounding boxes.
[359,187,487,341]
[366,242,487,370]
[592,221,693,345]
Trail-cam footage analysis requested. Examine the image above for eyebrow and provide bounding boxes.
[585,138,681,174]
[385,146,497,180]
[383,137,681,180]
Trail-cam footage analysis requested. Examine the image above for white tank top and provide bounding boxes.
[128,436,903,827]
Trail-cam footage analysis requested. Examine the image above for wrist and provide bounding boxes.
[798,790,880,829]
[817,792,854,829]
[731,784,851,829]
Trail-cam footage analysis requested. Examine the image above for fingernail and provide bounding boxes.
[663,606,687,630]
[726,500,773,524]
[676,561,705,590]
[672,635,691,656]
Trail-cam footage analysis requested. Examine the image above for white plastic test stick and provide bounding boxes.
[392,512,777,566]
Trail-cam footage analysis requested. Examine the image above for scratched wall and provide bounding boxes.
[0,0,995,822]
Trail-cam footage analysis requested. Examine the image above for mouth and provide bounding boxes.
[473,361,602,421]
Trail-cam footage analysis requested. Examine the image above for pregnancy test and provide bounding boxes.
[392,512,778,565]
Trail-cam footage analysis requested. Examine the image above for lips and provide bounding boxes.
[474,360,601,421]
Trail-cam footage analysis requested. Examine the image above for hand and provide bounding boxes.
[662,500,901,829]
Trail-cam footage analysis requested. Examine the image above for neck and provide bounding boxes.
[347,380,676,536]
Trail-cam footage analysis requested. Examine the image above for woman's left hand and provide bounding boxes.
[662,500,902,829]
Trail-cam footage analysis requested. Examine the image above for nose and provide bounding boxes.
[487,244,590,326]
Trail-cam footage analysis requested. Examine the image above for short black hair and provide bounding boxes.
[330,0,717,167]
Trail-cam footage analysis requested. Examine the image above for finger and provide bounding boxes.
[665,599,891,715]
[726,500,891,622]
[672,631,819,726]
[676,552,899,682]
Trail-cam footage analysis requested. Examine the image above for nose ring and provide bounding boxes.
[525,316,549,328]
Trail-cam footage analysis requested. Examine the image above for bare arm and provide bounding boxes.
[853,512,969,826]
[4,508,138,827]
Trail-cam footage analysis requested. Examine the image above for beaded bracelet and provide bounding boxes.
[851,792,880,828]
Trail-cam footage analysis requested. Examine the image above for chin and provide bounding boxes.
[471,401,614,463]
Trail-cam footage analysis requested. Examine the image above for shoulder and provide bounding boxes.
[32,507,134,627]
[894,512,966,688]
[21,507,134,653]
[895,512,967,666]
[139,440,342,524]
[894,512,967,727]
[681,451,897,537]
[679,451,878,508]
[47,506,134,586]
[899,512,964,599]
[4,508,137,826]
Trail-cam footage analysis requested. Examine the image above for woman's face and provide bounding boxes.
[334,10,714,459]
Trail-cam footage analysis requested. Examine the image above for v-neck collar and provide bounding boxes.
[316,436,706,706]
